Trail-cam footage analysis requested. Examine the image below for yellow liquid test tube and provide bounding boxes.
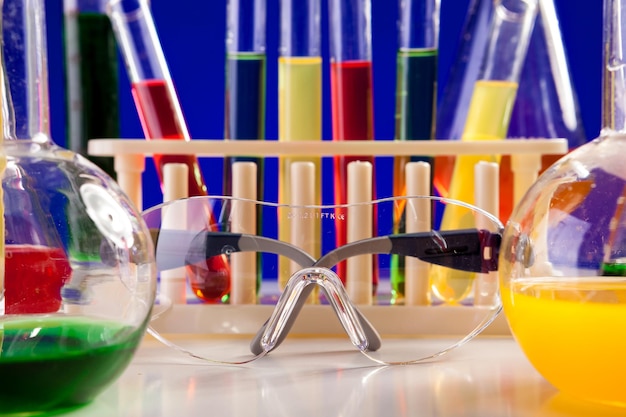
[430,79,518,303]
[430,0,538,304]
[277,56,323,290]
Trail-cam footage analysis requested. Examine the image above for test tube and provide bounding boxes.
[223,0,266,293]
[63,0,122,270]
[223,0,266,198]
[431,0,538,304]
[107,0,204,196]
[63,0,119,179]
[603,0,626,131]
[277,0,322,290]
[107,0,231,303]
[601,0,626,276]
[328,0,377,288]
[0,14,6,308]
[390,0,440,304]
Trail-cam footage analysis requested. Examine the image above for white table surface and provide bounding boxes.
[55,334,626,417]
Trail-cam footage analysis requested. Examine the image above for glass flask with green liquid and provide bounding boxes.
[0,0,157,414]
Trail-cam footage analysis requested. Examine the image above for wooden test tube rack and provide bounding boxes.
[89,138,567,211]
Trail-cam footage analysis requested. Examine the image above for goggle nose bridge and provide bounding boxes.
[250,267,382,356]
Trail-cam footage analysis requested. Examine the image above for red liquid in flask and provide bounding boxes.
[131,79,230,302]
[330,60,377,290]
[4,245,72,314]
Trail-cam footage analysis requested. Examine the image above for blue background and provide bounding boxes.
[44,0,602,211]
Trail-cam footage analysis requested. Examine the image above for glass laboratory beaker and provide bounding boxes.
[0,0,157,414]
[435,0,587,222]
[500,0,626,406]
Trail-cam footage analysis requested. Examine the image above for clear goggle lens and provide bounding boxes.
[141,195,504,365]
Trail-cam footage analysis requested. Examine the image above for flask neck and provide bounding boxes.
[603,0,626,132]
[1,0,51,142]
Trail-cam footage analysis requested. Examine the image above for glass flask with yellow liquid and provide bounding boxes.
[500,0,626,407]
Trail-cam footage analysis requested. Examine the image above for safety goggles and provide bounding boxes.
[142,195,509,365]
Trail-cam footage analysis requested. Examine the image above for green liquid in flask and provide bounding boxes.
[0,316,145,415]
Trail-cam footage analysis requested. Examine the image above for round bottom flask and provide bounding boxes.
[500,131,626,407]
[0,0,157,414]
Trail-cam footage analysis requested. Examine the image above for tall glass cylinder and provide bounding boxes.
[328,0,377,287]
[107,0,230,303]
[391,0,440,303]
[223,0,266,296]
[277,0,322,290]
[603,0,626,132]
[63,0,119,178]
[107,0,207,197]
[223,0,266,198]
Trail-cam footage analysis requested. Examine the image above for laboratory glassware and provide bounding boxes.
[432,0,538,305]
[500,0,626,406]
[435,0,587,222]
[328,0,378,289]
[223,0,266,202]
[0,0,157,414]
[107,0,231,303]
[391,0,440,304]
[277,0,323,291]
[63,0,119,179]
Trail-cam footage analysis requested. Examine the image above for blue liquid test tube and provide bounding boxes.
[223,0,267,198]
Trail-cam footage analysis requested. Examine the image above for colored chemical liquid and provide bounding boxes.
[394,48,437,143]
[0,110,4,309]
[391,48,438,302]
[132,79,230,303]
[431,80,518,304]
[223,52,266,294]
[131,79,207,197]
[330,60,376,286]
[0,316,143,414]
[223,52,266,198]
[602,262,626,276]
[224,52,266,141]
[502,279,626,406]
[65,12,120,178]
[330,60,374,142]
[277,56,322,290]
[186,257,230,303]
[4,245,72,314]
